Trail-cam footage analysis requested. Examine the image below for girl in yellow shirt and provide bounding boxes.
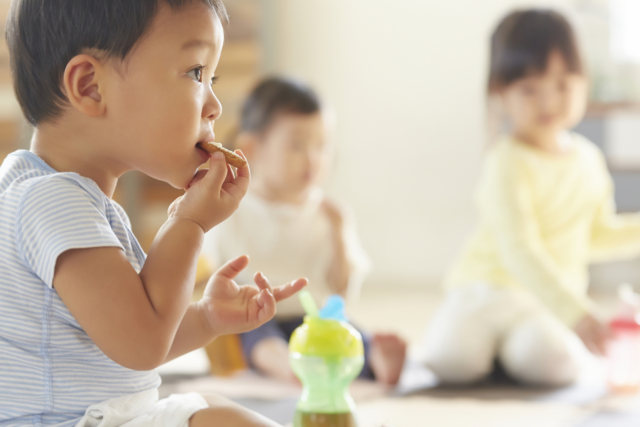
[424,9,640,386]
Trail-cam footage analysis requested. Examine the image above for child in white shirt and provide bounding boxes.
[203,77,406,385]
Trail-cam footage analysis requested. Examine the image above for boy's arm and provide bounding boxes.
[322,198,370,298]
[161,255,307,363]
[54,152,249,371]
[322,199,351,296]
[54,218,203,371]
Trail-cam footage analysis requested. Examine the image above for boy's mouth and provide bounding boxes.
[196,145,210,162]
[195,136,215,162]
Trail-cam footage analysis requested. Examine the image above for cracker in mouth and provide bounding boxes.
[197,142,247,169]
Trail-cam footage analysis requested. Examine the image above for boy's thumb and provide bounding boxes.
[186,169,208,190]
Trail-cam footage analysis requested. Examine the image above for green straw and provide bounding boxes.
[299,290,319,317]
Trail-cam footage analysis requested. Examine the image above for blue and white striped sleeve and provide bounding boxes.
[15,174,124,287]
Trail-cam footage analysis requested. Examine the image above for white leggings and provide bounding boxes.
[423,284,587,386]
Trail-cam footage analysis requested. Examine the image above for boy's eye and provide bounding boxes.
[187,67,203,83]
[211,76,218,87]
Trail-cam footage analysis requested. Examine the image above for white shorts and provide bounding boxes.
[75,388,208,427]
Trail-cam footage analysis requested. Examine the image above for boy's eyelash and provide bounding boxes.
[188,66,217,87]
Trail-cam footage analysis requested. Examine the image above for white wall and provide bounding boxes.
[261,0,568,288]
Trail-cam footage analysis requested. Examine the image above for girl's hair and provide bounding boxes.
[488,9,583,92]
[240,77,321,133]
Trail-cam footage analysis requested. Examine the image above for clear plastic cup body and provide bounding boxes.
[290,352,364,426]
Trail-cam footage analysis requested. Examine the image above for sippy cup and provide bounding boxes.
[289,292,364,427]
[606,284,640,393]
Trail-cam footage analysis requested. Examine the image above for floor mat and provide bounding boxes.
[158,359,640,426]
[357,396,592,427]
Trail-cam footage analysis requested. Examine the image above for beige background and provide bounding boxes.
[259,0,576,288]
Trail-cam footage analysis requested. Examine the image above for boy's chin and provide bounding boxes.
[157,170,194,191]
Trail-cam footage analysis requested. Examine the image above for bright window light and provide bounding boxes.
[610,0,640,63]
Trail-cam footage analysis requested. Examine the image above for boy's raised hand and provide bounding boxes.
[198,255,308,336]
[169,150,250,233]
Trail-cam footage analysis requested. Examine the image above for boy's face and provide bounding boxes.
[253,111,333,197]
[104,2,224,189]
[500,50,587,140]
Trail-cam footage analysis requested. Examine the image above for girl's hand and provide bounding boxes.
[574,314,610,356]
[199,255,307,337]
[168,150,250,233]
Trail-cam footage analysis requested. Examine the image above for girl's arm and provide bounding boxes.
[484,154,591,327]
[590,175,640,262]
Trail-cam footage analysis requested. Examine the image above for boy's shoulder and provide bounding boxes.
[1,151,118,238]
[2,150,107,204]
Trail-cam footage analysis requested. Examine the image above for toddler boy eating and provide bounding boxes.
[0,1,306,425]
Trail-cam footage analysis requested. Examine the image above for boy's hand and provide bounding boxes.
[169,150,250,233]
[198,255,308,337]
[321,197,345,229]
[574,313,610,356]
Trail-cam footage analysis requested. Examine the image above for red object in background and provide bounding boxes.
[606,315,640,393]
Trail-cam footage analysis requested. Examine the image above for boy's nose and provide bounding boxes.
[203,89,223,122]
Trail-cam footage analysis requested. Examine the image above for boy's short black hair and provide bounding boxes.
[488,9,583,92]
[240,77,321,134]
[6,0,228,126]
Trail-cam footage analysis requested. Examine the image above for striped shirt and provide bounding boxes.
[0,151,160,426]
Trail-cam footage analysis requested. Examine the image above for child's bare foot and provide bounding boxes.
[369,333,407,385]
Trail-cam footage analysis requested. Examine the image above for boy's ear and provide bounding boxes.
[63,54,106,118]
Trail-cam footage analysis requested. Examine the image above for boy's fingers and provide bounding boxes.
[223,150,250,199]
[235,150,250,178]
[273,278,308,302]
[215,255,250,280]
[257,289,276,323]
[254,272,274,293]
[201,152,228,191]
[223,163,235,184]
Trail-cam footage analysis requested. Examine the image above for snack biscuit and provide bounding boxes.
[197,142,248,169]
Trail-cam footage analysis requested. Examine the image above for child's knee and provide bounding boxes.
[422,305,495,384]
[191,394,281,427]
[425,350,493,384]
[499,315,581,386]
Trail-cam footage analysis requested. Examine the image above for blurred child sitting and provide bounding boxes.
[202,77,406,385]
[423,9,640,387]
